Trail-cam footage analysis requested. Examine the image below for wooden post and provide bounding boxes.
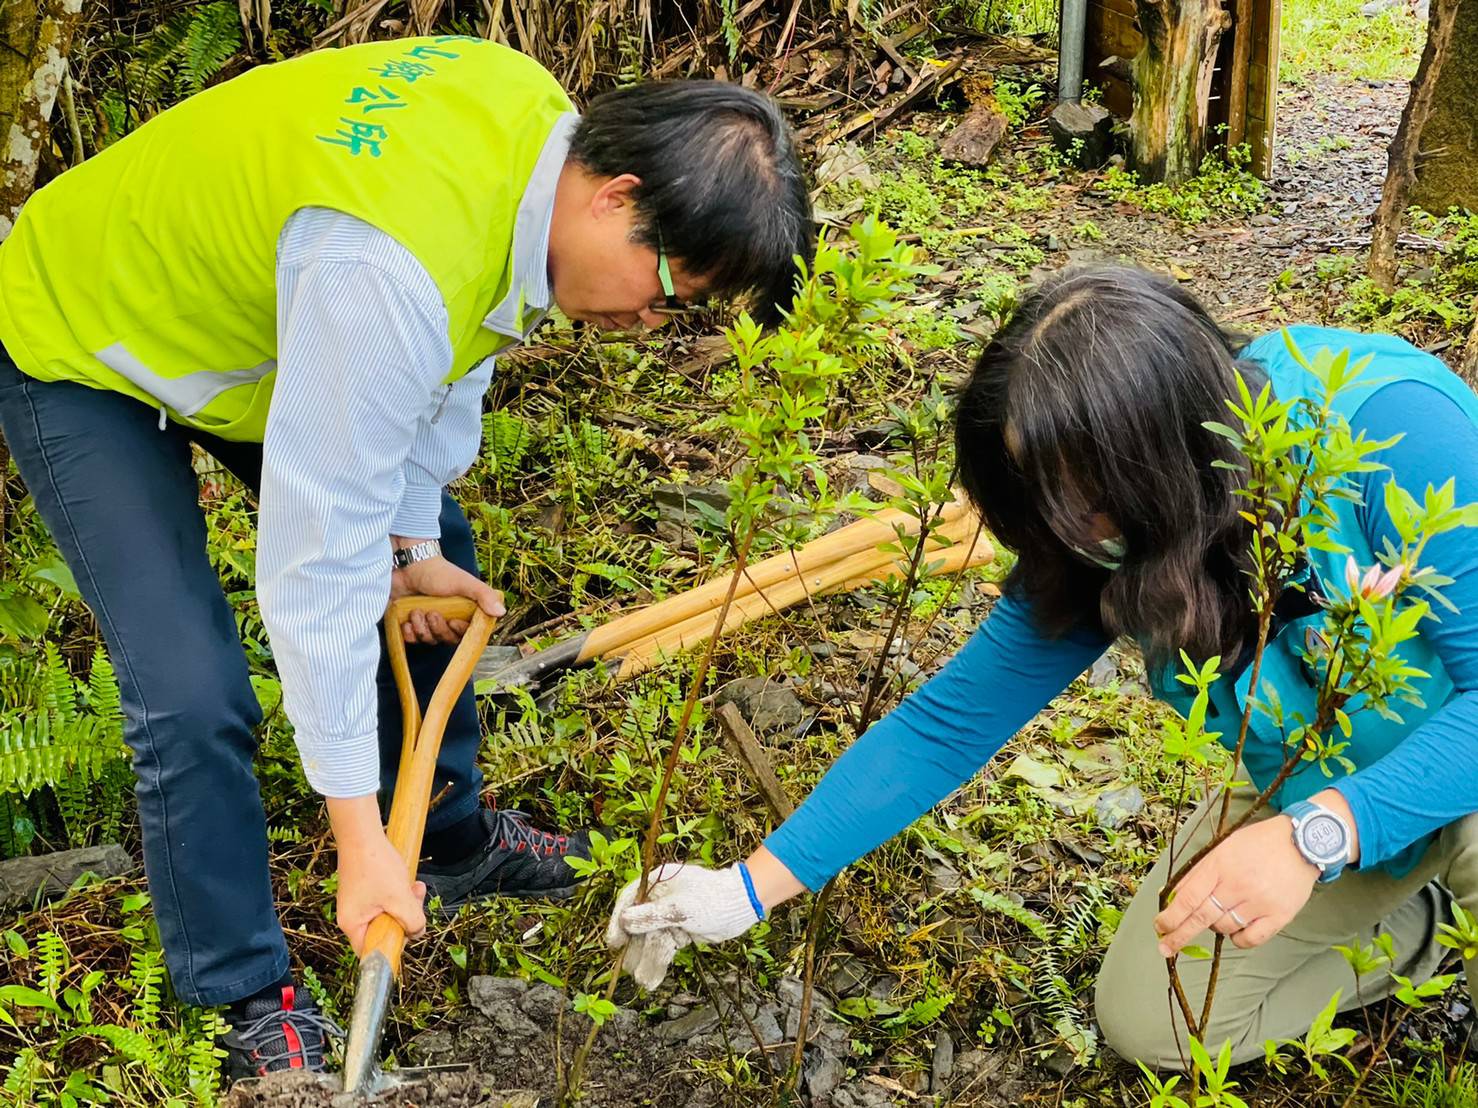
[1130,0,1232,184]
[1368,0,1461,293]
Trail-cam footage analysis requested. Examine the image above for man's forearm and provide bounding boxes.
[327,794,384,848]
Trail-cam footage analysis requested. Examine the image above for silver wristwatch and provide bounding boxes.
[391,539,441,570]
[1285,799,1351,883]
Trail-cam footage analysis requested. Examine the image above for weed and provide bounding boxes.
[1281,0,1424,85]
[1095,144,1265,224]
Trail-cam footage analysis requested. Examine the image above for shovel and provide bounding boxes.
[337,593,498,1096]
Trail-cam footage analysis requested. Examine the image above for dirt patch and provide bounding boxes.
[221,1069,531,1108]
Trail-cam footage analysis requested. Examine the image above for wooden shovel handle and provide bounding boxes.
[362,594,498,976]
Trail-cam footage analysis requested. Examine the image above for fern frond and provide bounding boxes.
[181,2,242,93]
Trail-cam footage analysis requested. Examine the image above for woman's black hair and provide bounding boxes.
[954,266,1266,671]
[570,81,814,325]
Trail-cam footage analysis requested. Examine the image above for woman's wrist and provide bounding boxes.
[743,846,808,912]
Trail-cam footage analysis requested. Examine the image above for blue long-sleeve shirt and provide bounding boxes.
[765,378,1478,890]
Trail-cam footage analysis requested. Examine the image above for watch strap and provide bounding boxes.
[392,539,441,569]
[1285,799,1350,883]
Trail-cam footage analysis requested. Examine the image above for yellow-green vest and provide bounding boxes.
[0,37,572,441]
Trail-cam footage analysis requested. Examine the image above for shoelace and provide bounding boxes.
[491,809,570,858]
[236,1005,345,1070]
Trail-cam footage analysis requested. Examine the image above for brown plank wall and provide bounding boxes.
[1081,0,1279,177]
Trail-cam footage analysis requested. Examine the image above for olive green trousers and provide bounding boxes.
[1095,789,1478,1070]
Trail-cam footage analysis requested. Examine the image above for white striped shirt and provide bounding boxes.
[258,113,573,796]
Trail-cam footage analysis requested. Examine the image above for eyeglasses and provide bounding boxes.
[652,231,693,318]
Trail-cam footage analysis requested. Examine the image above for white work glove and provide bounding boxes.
[605,863,762,989]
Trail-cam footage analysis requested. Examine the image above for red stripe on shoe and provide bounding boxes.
[282,1019,304,1069]
[281,985,296,1012]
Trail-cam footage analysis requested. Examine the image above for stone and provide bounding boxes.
[824,955,871,998]
[666,1003,690,1020]
[839,453,891,496]
[1095,784,1145,830]
[831,1080,896,1108]
[519,982,563,1024]
[1087,652,1117,687]
[654,482,732,546]
[939,105,1010,167]
[931,1031,955,1091]
[805,1051,848,1100]
[750,1004,784,1046]
[467,976,541,1038]
[714,677,804,734]
[0,844,136,911]
[1048,101,1114,167]
[815,141,880,192]
[657,1004,722,1042]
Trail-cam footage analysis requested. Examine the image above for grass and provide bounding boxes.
[1281,0,1427,85]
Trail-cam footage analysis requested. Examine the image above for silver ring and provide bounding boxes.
[1209,893,1247,930]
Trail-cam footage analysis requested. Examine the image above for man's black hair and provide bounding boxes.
[570,80,814,325]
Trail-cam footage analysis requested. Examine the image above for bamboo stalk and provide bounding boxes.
[577,498,974,663]
[616,519,992,678]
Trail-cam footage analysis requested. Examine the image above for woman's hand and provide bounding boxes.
[606,864,764,989]
[606,849,807,989]
[1153,813,1321,955]
[389,537,504,645]
[1154,790,1358,955]
[326,796,427,956]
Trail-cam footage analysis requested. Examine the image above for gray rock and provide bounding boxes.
[715,677,803,734]
[805,1051,848,1100]
[831,1080,896,1108]
[1095,784,1145,830]
[815,141,880,192]
[654,482,732,545]
[807,642,838,660]
[666,1003,690,1020]
[867,974,900,1003]
[839,453,891,496]
[519,982,563,1024]
[940,105,1010,167]
[468,976,541,1037]
[751,1003,785,1046]
[0,844,136,911]
[825,955,871,998]
[1048,100,1115,167]
[931,1031,955,1091]
[657,1004,722,1042]
[951,1048,1008,1092]
[1087,652,1118,687]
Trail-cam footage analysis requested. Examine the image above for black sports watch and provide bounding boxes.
[391,539,441,570]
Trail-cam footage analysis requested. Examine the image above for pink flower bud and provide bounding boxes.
[1360,565,1382,597]
[1370,564,1405,600]
[1344,556,1360,591]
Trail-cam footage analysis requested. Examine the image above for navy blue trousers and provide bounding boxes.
[0,345,484,1006]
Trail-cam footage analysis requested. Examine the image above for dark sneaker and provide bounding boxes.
[219,985,342,1081]
[419,809,591,910]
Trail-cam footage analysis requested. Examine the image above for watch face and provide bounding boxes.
[1300,812,1347,863]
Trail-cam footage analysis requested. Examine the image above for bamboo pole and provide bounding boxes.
[616,518,991,678]
[575,497,974,663]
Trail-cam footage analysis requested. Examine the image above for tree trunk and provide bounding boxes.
[1131,0,1231,184]
[1368,0,1461,293]
[0,0,84,240]
[1412,0,1477,214]
[1461,304,1478,390]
